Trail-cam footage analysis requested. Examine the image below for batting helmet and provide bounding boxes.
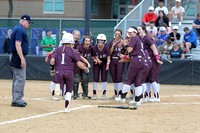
[97,33,106,43]
[61,33,74,44]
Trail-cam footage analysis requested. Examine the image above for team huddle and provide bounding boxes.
[45,26,163,113]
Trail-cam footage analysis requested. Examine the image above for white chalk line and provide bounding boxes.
[0,105,96,126]
[142,102,200,105]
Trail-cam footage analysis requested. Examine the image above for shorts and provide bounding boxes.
[191,43,197,48]
[171,15,183,22]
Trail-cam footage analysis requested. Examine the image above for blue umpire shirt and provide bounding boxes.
[10,23,29,68]
[155,33,169,46]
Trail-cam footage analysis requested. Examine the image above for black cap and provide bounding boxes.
[21,14,34,23]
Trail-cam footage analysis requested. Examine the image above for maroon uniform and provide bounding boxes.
[91,44,110,82]
[142,49,152,83]
[74,40,80,49]
[142,35,161,83]
[109,39,125,83]
[125,36,145,87]
[52,45,81,94]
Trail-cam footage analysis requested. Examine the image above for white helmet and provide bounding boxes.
[97,33,106,43]
[61,33,74,44]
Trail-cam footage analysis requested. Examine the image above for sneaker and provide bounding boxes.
[64,108,70,113]
[22,100,27,105]
[115,97,126,103]
[51,96,59,101]
[11,101,26,107]
[92,94,97,100]
[83,96,91,100]
[73,94,79,100]
[129,100,141,106]
[148,98,160,102]
[140,98,148,103]
[101,94,106,100]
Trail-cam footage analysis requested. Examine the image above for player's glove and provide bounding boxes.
[85,67,89,73]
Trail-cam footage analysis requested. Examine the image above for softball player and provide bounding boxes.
[137,25,163,102]
[50,33,88,113]
[73,36,92,99]
[109,29,125,98]
[72,30,81,49]
[115,27,145,106]
[91,34,110,100]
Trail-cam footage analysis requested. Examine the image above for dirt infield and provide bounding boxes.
[0,80,200,133]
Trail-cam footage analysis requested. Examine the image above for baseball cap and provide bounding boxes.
[172,40,179,44]
[173,25,178,30]
[160,27,166,31]
[149,6,154,11]
[176,0,181,2]
[21,14,34,23]
[127,27,137,33]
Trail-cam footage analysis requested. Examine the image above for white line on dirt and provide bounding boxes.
[0,105,96,126]
[142,102,200,105]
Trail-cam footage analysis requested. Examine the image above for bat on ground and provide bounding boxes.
[98,105,137,110]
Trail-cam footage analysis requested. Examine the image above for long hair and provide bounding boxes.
[139,25,148,34]
[155,11,169,27]
[81,36,92,45]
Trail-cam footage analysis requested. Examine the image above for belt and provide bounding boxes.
[131,55,142,59]
[112,57,119,59]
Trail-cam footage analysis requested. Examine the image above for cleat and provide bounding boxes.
[129,100,141,106]
[140,98,148,103]
[51,96,59,101]
[64,108,70,113]
[101,94,106,100]
[148,98,160,102]
[92,94,97,100]
[83,96,91,100]
[115,97,126,103]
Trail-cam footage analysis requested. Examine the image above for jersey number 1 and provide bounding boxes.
[61,53,65,64]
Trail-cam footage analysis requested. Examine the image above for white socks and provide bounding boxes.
[102,82,107,94]
[51,81,56,96]
[151,82,159,98]
[114,83,118,94]
[142,83,147,98]
[65,92,72,109]
[122,84,131,94]
[117,82,123,95]
[135,86,142,97]
[93,82,98,92]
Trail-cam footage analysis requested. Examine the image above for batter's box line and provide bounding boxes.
[0,105,96,126]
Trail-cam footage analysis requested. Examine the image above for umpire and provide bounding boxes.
[10,14,33,107]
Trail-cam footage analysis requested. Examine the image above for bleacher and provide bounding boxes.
[171,20,200,60]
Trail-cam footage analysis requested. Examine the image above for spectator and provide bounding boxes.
[158,36,173,57]
[155,27,169,46]
[40,29,56,56]
[169,25,181,42]
[146,20,158,40]
[90,29,96,45]
[158,23,172,34]
[155,11,169,27]
[154,0,168,17]
[168,40,184,59]
[142,6,157,26]
[168,0,185,27]
[3,29,12,54]
[72,30,81,49]
[192,13,200,37]
[182,27,198,53]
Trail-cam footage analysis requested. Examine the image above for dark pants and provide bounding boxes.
[93,62,108,82]
[147,57,161,83]
[109,58,124,83]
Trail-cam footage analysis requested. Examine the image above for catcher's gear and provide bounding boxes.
[85,67,89,73]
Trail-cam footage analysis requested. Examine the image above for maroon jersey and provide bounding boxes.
[74,40,80,49]
[142,35,156,58]
[91,44,110,61]
[76,44,92,59]
[109,39,125,57]
[52,46,81,72]
[128,36,144,57]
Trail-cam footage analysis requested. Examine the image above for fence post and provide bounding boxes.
[59,18,62,45]
[85,0,91,36]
